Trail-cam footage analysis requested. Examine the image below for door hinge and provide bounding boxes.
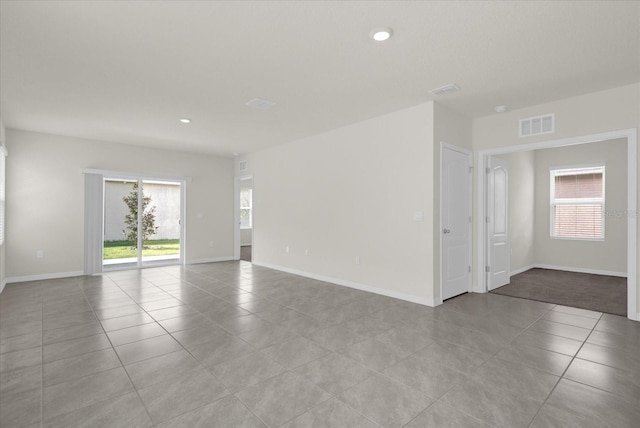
[469,166,473,173]
[486,216,490,223]
[486,167,491,174]
[468,266,471,273]
[485,266,490,273]
[469,216,472,223]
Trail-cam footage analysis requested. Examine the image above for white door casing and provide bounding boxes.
[441,143,472,301]
[476,129,636,320]
[487,156,510,290]
[83,168,189,273]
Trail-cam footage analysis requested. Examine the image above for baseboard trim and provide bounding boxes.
[472,283,484,293]
[187,257,235,265]
[6,270,85,284]
[510,264,537,276]
[532,264,626,278]
[252,260,437,307]
[0,278,6,294]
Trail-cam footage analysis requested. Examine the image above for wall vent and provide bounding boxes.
[519,113,554,137]
[239,160,248,171]
[429,83,459,96]
[246,97,276,110]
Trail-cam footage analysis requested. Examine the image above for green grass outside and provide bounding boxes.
[103,239,180,260]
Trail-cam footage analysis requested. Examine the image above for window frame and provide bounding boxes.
[549,163,605,241]
[239,187,252,229]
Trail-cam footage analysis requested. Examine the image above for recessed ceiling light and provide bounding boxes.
[371,27,393,42]
[494,105,508,113]
[179,118,191,124]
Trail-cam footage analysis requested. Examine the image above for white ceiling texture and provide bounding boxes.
[1,1,639,156]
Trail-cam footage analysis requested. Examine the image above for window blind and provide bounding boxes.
[554,172,603,199]
[84,173,104,274]
[551,166,604,239]
[553,204,603,238]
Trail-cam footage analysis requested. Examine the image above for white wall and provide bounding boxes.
[472,83,640,313]
[501,151,535,273]
[240,102,437,304]
[5,129,234,280]
[534,139,627,274]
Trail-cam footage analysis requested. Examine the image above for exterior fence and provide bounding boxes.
[104,181,180,241]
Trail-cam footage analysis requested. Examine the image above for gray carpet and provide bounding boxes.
[240,245,252,262]
[491,268,627,316]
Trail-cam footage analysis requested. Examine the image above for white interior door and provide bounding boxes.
[441,144,472,301]
[487,156,510,290]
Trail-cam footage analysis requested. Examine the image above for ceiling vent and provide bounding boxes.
[519,113,554,137]
[246,97,276,110]
[429,83,459,96]
[239,160,248,171]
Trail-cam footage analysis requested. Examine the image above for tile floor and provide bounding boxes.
[1,261,640,427]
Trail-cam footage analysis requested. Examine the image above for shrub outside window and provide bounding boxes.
[240,188,252,229]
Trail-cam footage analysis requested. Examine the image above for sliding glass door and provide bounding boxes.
[103,178,182,269]
[140,180,181,265]
[103,179,137,268]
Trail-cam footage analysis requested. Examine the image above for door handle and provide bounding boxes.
[443,228,451,234]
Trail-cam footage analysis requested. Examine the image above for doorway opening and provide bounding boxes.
[103,178,182,270]
[477,129,637,320]
[237,176,253,262]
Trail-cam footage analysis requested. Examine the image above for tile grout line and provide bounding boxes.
[426,302,551,428]
[440,298,602,428]
[8,264,636,427]
[525,312,604,428]
[166,269,366,426]
[105,268,268,426]
[551,321,640,402]
[163,266,275,427]
[76,274,156,426]
[40,280,44,428]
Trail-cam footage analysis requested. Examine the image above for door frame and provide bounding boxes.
[103,176,187,269]
[234,174,253,261]
[475,128,637,320]
[439,141,473,301]
[84,168,188,272]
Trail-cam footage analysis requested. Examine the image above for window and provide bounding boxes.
[550,165,604,240]
[240,187,252,229]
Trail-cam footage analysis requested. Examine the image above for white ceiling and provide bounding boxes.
[1,1,639,156]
